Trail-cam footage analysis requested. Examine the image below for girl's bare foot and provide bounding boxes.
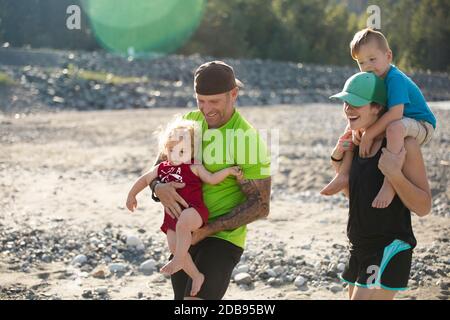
[320,173,349,196]
[160,257,184,275]
[372,179,396,208]
[190,272,205,297]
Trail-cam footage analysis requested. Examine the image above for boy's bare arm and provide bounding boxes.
[365,104,404,139]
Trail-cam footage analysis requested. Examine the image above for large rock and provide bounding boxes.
[294,276,307,288]
[273,266,284,276]
[126,235,144,250]
[337,263,346,273]
[139,259,156,274]
[95,287,108,295]
[71,254,87,266]
[109,263,127,273]
[236,264,249,273]
[330,285,343,293]
[234,272,253,285]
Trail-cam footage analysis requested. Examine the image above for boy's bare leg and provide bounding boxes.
[372,121,405,208]
[320,151,353,195]
[165,228,205,296]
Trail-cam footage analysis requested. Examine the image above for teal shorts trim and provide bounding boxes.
[339,239,413,291]
[338,274,409,291]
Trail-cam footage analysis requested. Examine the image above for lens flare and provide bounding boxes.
[81,0,205,57]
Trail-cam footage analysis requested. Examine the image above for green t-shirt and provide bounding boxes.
[183,109,271,249]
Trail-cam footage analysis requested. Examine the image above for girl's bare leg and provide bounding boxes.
[162,209,204,296]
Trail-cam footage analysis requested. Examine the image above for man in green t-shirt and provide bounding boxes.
[149,61,272,300]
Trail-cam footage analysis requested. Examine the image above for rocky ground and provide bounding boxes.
[1,47,450,114]
[0,103,448,300]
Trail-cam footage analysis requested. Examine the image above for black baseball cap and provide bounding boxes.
[194,61,244,95]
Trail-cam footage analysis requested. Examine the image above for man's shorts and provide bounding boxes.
[170,237,243,300]
[339,239,413,291]
[401,117,434,146]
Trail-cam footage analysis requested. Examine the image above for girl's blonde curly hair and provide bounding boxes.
[156,116,201,162]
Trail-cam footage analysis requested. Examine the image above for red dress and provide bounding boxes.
[157,161,209,234]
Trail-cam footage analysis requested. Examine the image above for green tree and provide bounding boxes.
[0,0,448,71]
[318,3,359,65]
[369,0,418,71]
[408,0,450,71]
[350,0,449,71]
[0,0,98,50]
[179,1,250,58]
[234,0,284,59]
[272,0,329,62]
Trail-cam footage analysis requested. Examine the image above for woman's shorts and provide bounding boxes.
[339,239,413,291]
[401,117,434,146]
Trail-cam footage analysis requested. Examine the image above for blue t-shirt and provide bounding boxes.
[385,65,436,128]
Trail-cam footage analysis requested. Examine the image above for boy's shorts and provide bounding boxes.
[401,117,434,146]
[339,239,413,291]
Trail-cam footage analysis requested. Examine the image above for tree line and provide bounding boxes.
[0,0,448,71]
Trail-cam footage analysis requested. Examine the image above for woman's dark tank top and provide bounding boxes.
[348,138,417,252]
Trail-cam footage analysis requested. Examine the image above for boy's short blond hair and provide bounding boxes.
[350,28,391,60]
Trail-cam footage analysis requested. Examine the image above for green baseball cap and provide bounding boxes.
[330,72,387,107]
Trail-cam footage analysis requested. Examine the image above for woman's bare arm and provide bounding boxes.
[329,130,353,197]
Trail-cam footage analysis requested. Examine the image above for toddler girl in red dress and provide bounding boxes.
[126,119,242,296]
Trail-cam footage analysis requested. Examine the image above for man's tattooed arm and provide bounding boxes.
[205,177,271,235]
